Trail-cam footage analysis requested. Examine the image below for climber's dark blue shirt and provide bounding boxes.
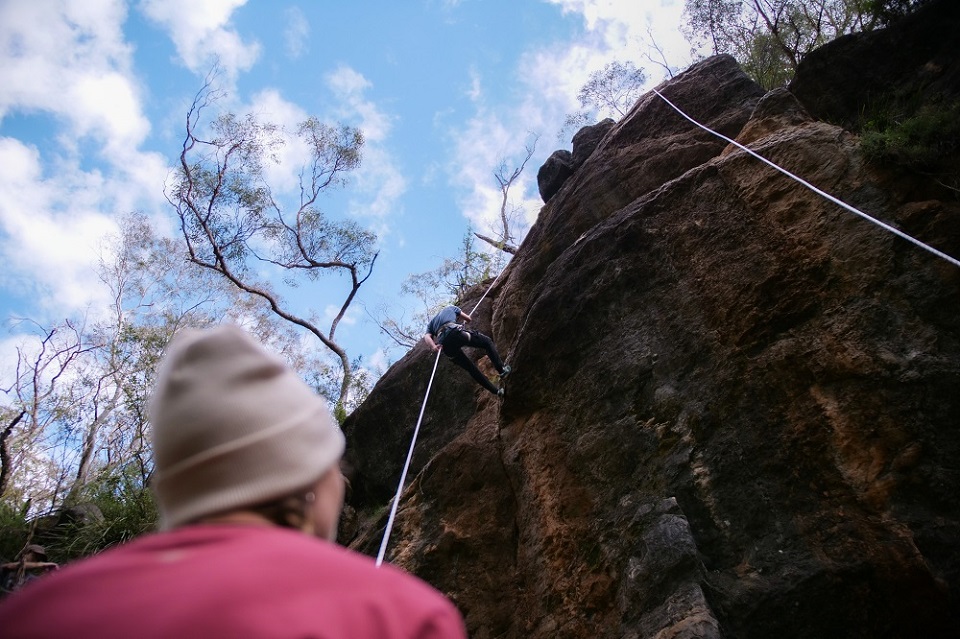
[427,305,461,336]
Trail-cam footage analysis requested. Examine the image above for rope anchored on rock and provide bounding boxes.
[652,88,960,270]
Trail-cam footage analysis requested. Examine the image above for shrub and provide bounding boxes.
[53,466,158,561]
[0,501,31,563]
[860,103,960,172]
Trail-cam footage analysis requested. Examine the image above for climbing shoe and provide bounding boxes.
[499,365,512,380]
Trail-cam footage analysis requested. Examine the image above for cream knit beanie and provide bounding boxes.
[149,325,345,529]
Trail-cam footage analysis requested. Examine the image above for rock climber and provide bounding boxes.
[0,325,467,638]
[424,305,511,396]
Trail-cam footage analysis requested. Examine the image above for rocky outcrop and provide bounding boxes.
[537,149,574,203]
[570,117,614,168]
[790,0,960,131]
[341,7,960,638]
[538,119,617,203]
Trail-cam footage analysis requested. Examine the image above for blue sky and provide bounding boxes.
[0,0,693,381]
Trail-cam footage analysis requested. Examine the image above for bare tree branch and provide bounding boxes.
[167,78,376,408]
[473,232,517,255]
[645,24,677,78]
[476,135,539,256]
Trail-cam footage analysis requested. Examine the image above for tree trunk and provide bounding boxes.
[1,411,27,496]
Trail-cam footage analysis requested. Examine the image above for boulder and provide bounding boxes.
[570,118,615,169]
[536,118,616,204]
[501,54,764,342]
[536,149,574,203]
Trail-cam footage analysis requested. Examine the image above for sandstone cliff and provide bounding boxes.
[341,3,960,637]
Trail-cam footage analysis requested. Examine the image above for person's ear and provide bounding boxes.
[300,491,317,536]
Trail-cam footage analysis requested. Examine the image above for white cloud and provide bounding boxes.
[324,304,358,327]
[284,7,310,60]
[325,66,407,228]
[67,72,150,154]
[450,110,514,223]
[349,147,406,226]
[326,65,393,142]
[0,138,119,313]
[0,1,170,318]
[140,0,260,76]
[368,348,390,373]
[466,67,483,103]
[0,0,148,148]
[544,0,691,76]
[443,65,557,241]
[444,0,693,244]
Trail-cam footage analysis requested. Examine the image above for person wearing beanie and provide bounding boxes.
[0,325,467,639]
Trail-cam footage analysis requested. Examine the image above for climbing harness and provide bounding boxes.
[436,322,461,345]
[375,267,509,567]
[652,88,960,269]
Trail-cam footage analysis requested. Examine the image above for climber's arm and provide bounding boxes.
[423,333,441,352]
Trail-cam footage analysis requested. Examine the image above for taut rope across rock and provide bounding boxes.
[652,88,960,270]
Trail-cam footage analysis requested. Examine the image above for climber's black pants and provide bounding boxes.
[441,329,505,395]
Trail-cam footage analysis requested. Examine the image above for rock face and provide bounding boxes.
[789,0,960,131]
[537,149,574,203]
[570,117,614,168]
[537,120,616,203]
[341,7,960,638]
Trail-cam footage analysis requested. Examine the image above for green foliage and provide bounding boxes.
[682,0,883,89]
[333,402,348,426]
[54,466,157,561]
[577,61,646,118]
[560,61,645,141]
[442,231,500,299]
[399,230,498,310]
[0,463,156,568]
[864,0,933,24]
[739,30,795,90]
[306,353,375,417]
[0,501,31,562]
[860,103,960,173]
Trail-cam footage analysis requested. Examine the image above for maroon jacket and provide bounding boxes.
[0,524,466,638]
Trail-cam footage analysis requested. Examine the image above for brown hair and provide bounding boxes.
[247,492,313,530]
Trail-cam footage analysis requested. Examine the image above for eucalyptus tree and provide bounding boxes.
[0,214,230,514]
[167,78,378,410]
[0,320,93,510]
[682,0,884,88]
[560,61,647,141]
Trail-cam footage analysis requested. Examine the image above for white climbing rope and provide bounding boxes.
[375,347,441,567]
[375,266,508,567]
[652,88,960,269]
[466,264,508,316]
